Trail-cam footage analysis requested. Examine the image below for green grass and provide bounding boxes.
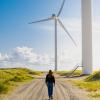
[69,80,100,92]
[68,70,100,92]
[0,68,43,94]
[56,70,82,76]
[89,93,100,98]
[0,83,8,94]
[85,71,100,81]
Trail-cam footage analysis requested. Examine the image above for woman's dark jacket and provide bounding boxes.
[45,74,55,84]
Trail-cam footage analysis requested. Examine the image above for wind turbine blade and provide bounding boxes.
[28,17,52,24]
[57,19,77,47]
[57,0,66,17]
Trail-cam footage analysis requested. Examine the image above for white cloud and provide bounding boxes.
[0,46,81,70]
[0,53,9,61]
[93,21,100,33]
[92,21,100,70]
[0,46,53,69]
[12,47,38,63]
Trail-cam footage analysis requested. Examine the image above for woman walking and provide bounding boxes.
[45,70,55,99]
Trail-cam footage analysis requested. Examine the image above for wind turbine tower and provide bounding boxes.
[82,0,92,74]
[29,0,76,71]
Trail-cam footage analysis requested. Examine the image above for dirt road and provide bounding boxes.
[4,77,90,100]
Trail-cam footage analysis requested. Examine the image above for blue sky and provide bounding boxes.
[0,0,80,52]
[0,0,100,70]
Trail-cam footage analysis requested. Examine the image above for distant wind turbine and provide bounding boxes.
[29,0,77,71]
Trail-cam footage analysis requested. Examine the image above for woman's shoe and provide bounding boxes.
[51,96,53,99]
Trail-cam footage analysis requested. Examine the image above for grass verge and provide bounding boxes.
[0,68,43,94]
[67,70,100,99]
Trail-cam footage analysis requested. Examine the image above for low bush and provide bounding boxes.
[85,71,100,81]
[0,83,8,93]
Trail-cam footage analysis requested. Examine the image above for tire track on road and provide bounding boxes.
[56,80,70,100]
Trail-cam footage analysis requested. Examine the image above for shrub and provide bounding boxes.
[10,76,22,82]
[0,83,8,93]
[85,71,100,81]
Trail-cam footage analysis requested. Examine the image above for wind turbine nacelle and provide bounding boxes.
[52,14,56,17]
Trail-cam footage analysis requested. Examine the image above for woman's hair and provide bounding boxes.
[49,70,53,75]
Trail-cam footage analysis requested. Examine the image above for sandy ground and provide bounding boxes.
[2,75,91,100]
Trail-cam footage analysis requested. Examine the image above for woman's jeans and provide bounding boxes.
[47,82,53,98]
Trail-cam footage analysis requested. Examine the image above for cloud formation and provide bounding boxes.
[0,46,81,70]
[0,47,54,68]
[0,53,9,61]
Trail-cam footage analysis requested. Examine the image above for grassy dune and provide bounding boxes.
[85,71,100,81]
[67,70,100,99]
[0,68,43,94]
[70,71,100,91]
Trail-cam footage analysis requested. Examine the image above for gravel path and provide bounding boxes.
[4,78,90,100]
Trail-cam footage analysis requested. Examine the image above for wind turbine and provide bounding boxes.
[29,0,77,71]
[82,0,92,74]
